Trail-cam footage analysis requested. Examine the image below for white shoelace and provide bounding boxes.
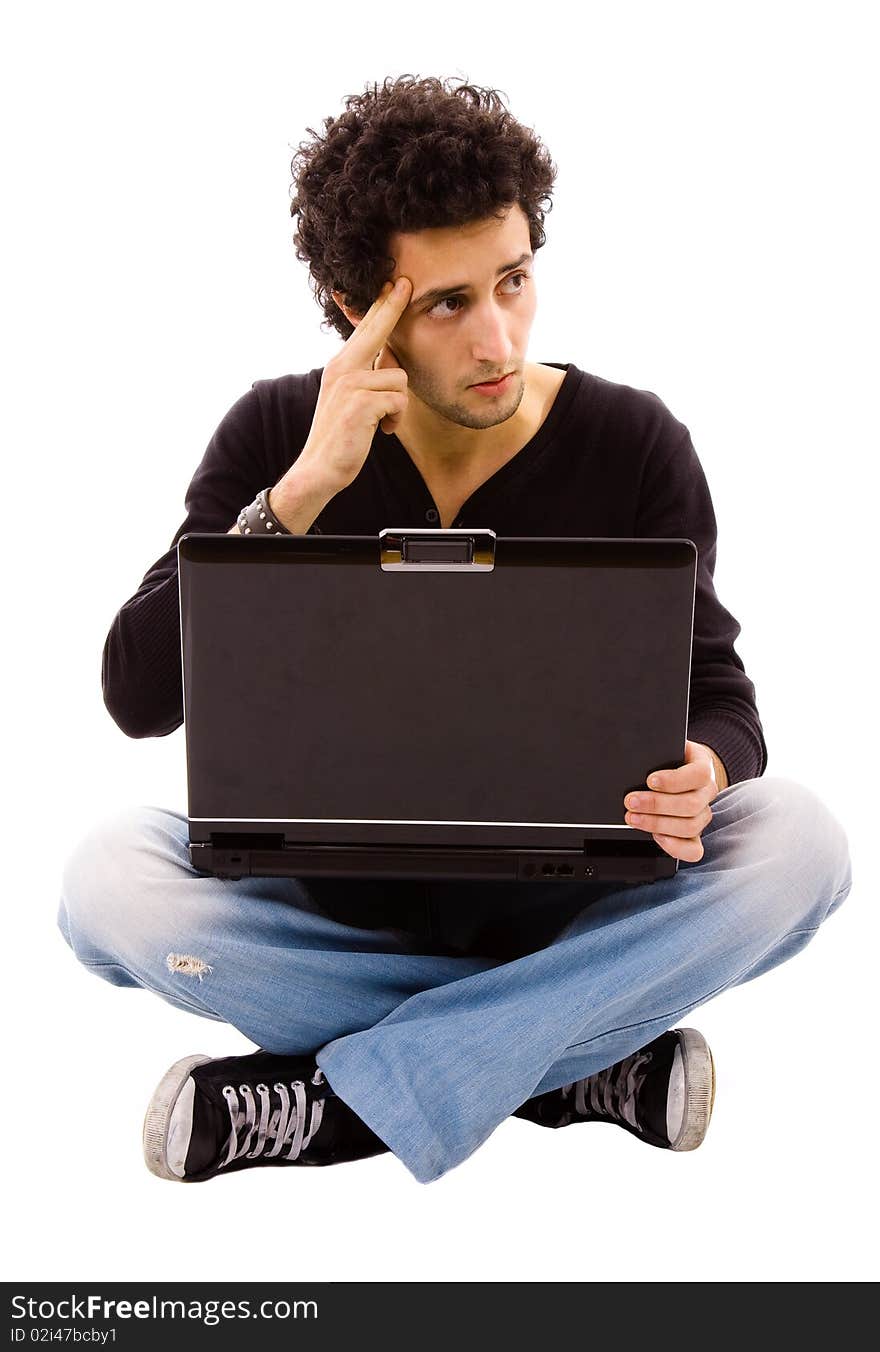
[562,1050,653,1132]
[220,1068,327,1167]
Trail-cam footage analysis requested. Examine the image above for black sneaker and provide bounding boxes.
[513,1028,716,1151]
[143,1049,388,1181]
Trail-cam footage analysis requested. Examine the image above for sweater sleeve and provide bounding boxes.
[634,427,768,786]
[101,385,268,738]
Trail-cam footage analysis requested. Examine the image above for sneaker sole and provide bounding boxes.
[142,1054,212,1180]
[668,1027,716,1152]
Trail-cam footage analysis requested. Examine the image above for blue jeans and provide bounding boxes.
[57,776,852,1183]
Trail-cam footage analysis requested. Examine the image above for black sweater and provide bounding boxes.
[102,362,767,786]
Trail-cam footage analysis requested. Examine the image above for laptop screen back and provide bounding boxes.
[179,535,696,838]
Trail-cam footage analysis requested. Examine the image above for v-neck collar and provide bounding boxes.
[380,362,581,521]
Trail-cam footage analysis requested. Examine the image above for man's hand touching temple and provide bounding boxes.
[624,739,729,863]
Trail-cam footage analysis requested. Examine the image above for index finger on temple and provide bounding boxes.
[345,277,412,362]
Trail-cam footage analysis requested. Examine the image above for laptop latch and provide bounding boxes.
[379,528,496,571]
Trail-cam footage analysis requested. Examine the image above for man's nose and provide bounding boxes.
[470,301,514,366]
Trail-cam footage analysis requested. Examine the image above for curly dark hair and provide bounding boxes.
[289,74,558,340]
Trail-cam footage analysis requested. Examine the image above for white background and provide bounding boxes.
[5,0,876,1284]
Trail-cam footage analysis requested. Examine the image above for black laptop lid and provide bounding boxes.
[178,532,697,848]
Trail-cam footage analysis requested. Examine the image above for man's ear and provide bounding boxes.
[331,288,364,327]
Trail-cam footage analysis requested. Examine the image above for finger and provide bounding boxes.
[645,762,712,794]
[342,277,412,368]
[626,807,712,837]
[625,788,708,817]
[354,367,407,390]
[654,833,704,864]
[373,340,403,371]
[379,394,405,434]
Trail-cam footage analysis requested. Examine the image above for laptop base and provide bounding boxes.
[190,840,676,884]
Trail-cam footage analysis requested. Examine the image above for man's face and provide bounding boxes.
[342,203,538,432]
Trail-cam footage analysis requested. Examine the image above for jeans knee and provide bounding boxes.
[724,775,853,923]
[58,804,188,963]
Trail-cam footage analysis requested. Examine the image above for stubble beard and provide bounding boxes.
[408,366,526,431]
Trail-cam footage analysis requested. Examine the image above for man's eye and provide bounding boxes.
[426,272,531,319]
[428,295,465,319]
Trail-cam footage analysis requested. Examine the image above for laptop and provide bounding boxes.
[177,529,697,885]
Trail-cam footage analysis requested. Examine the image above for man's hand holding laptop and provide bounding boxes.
[625,740,727,863]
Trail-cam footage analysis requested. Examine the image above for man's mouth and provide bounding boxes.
[470,372,515,394]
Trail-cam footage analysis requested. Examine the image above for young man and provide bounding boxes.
[58,75,852,1184]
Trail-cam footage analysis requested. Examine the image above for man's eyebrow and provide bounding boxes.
[409,252,534,308]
